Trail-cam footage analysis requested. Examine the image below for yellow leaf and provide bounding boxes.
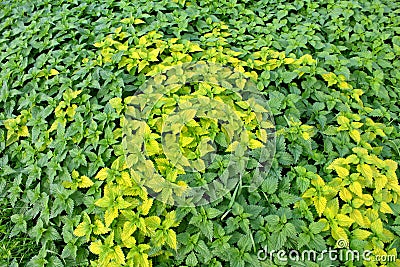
[18,125,29,137]
[352,197,364,208]
[148,48,160,62]
[350,209,366,227]
[166,229,177,249]
[105,207,119,227]
[138,60,149,73]
[95,168,109,180]
[134,18,145,24]
[336,214,354,227]
[322,72,338,87]
[188,43,203,52]
[302,188,316,198]
[284,58,295,64]
[118,171,132,187]
[375,174,387,193]
[145,216,161,229]
[338,81,351,89]
[361,194,373,206]
[358,163,373,181]
[115,26,122,34]
[226,141,239,152]
[349,181,363,197]
[113,245,126,265]
[73,221,90,237]
[94,41,103,48]
[314,196,327,217]
[371,219,383,234]
[180,136,194,147]
[49,69,59,76]
[328,160,349,178]
[324,198,339,218]
[349,129,361,143]
[311,175,325,188]
[248,139,264,149]
[331,225,348,241]
[299,54,316,65]
[71,170,80,179]
[109,97,123,112]
[339,188,352,202]
[121,222,137,243]
[352,229,371,240]
[380,202,393,214]
[78,176,94,188]
[89,240,102,255]
[337,116,350,126]
[66,105,77,118]
[93,220,110,235]
[139,199,153,216]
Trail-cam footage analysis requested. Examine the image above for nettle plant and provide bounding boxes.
[298,79,400,265]
[69,17,400,267]
[72,21,359,266]
[70,23,321,266]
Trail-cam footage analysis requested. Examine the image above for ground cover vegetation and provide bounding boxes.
[0,0,400,266]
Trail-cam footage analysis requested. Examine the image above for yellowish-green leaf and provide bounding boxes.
[338,81,351,89]
[95,168,109,180]
[165,229,177,250]
[371,219,383,234]
[314,196,327,217]
[324,198,339,218]
[113,245,126,265]
[89,240,102,255]
[134,18,145,24]
[235,78,246,89]
[226,141,239,152]
[339,188,352,202]
[74,221,91,237]
[105,207,119,227]
[148,48,160,62]
[145,216,161,229]
[337,116,350,126]
[49,69,59,76]
[336,214,354,227]
[302,188,316,198]
[180,136,195,147]
[380,202,393,214]
[18,125,29,137]
[352,229,371,240]
[349,129,361,143]
[138,60,149,73]
[78,176,94,188]
[322,72,338,86]
[331,226,348,242]
[145,139,161,156]
[93,220,110,235]
[349,181,363,197]
[375,174,387,193]
[311,175,325,188]
[350,209,366,227]
[248,139,264,149]
[188,43,203,52]
[121,222,136,244]
[358,163,373,181]
[138,199,153,215]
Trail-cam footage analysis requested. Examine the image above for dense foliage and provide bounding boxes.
[1,0,399,266]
